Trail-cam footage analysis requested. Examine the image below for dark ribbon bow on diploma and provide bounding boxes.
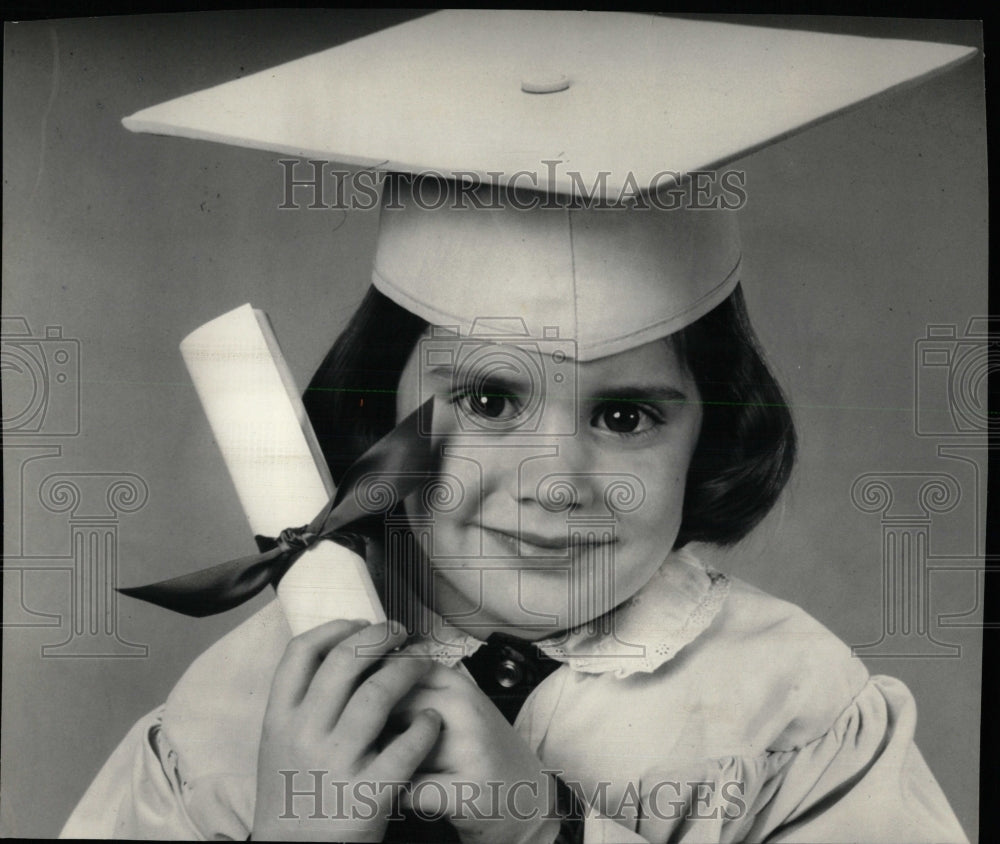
[117,399,438,618]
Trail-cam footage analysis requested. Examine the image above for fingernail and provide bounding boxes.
[422,707,441,721]
[349,618,372,628]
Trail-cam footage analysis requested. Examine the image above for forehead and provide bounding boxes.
[408,327,689,384]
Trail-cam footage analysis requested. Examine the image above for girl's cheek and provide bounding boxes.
[398,450,485,524]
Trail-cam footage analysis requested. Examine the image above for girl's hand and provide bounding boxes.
[393,663,561,844]
[252,619,442,842]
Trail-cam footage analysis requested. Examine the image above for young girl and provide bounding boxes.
[61,11,974,843]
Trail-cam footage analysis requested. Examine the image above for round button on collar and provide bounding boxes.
[496,658,524,688]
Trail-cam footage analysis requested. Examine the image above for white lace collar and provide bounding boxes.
[405,548,730,678]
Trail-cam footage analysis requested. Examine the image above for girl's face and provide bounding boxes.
[395,332,703,640]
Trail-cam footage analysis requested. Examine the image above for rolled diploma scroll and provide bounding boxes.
[180,303,385,635]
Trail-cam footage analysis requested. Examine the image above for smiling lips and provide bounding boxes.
[480,525,616,556]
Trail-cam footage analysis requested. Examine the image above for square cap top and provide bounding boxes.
[123,10,976,196]
[123,12,977,360]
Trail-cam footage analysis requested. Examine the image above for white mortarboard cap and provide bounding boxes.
[123,11,976,360]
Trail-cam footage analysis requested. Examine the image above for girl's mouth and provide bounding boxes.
[479,525,617,556]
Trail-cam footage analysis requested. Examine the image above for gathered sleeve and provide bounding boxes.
[579,676,967,844]
[60,602,287,840]
[756,675,967,844]
[59,708,205,840]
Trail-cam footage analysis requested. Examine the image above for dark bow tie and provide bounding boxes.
[462,631,564,725]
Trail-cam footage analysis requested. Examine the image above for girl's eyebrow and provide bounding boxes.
[428,366,530,392]
[590,385,690,405]
[427,365,456,381]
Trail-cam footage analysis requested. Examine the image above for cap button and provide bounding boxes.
[521,73,570,94]
[496,658,524,688]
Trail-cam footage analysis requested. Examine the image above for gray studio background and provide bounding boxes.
[2,11,986,840]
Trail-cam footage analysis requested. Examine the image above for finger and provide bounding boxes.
[367,708,443,786]
[267,618,371,713]
[419,661,478,693]
[300,620,408,717]
[388,665,482,724]
[385,687,447,726]
[327,655,438,746]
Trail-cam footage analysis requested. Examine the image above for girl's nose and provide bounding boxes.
[511,436,600,513]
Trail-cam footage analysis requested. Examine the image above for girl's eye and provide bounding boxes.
[455,389,519,420]
[592,402,660,436]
